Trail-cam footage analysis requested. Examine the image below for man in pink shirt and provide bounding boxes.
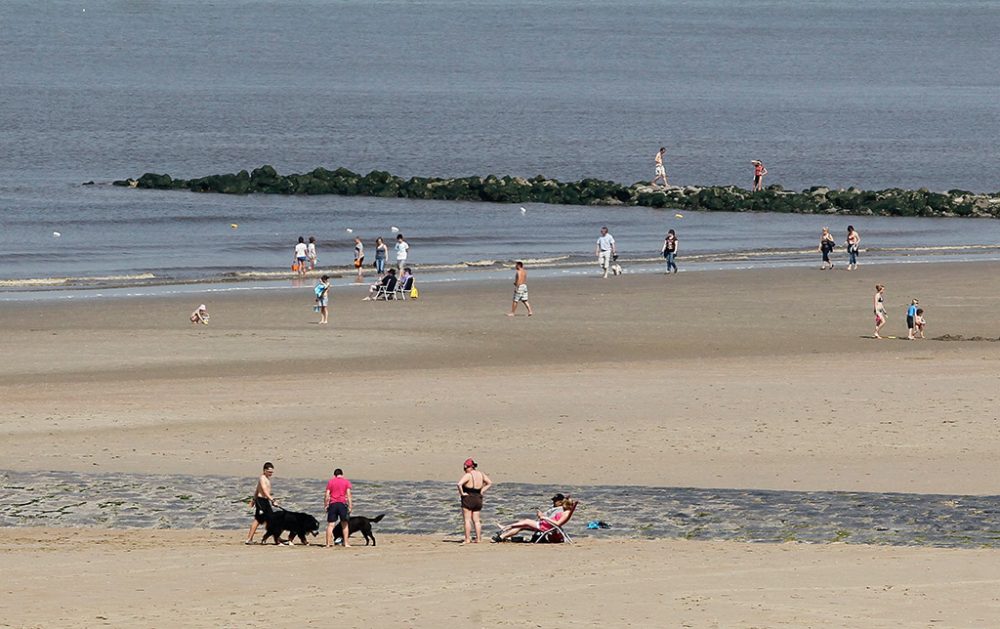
[324,468,353,548]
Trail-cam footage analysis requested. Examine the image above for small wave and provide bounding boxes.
[0,273,157,287]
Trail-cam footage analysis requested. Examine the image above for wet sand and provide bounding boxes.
[1,528,998,628]
[2,262,1000,493]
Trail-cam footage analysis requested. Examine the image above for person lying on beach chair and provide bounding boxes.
[364,268,397,301]
[492,494,577,544]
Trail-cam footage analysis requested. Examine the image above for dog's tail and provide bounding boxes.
[371,513,386,523]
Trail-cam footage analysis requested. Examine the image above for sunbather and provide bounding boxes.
[492,493,575,542]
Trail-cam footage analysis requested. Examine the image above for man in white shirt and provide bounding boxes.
[394,234,409,272]
[595,226,617,279]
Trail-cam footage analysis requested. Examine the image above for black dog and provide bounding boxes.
[260,508,320,545]
[333,514,385,546]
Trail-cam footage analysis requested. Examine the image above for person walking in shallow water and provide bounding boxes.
[596,226,617,278]
[751,160,767,191]
[651,147,668,188]
[458,458,492,544]
[661,229,678,274]
[508,261,533,316]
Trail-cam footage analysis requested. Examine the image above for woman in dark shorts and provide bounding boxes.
[457,458,492,545]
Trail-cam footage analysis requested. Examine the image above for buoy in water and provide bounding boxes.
[230,223,238,229]
[675,213,684,218]
[345,228,353,233]
[52,231,61,237]
[390,226,400,233]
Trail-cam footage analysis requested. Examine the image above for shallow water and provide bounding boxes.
[2,470,997,547]
[1,0,999,293]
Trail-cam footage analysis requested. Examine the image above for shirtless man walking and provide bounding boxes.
[651,147,668,188]
[245,462,276,544]
[508,261,533,317]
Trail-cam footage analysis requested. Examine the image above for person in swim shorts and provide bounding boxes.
[508,261,533,316]
[245,462,276,544]
[651,147,668,188]
[458,458,492,544]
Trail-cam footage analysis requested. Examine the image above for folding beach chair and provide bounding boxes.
[395,275,414,300]
[373,276,398,301]
[532,500,578,544]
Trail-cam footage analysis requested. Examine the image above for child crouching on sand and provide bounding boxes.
[914,308,927,339]
[190,304,209,325]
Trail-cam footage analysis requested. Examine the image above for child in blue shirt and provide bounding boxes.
[906,299,919,340]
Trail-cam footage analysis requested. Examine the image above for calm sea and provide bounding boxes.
[1,0,998,295]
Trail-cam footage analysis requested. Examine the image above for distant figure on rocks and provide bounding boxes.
[190,304,209,325]
[751,160,768,191]
[374,236,388,277]
[662,229,678,274]
[508,261,533,316]
[294,236,309,276]
[652,147,668,188]
[307,236,318,270]
[394,233,409,272]
[596,226,617,279]
[819,227,836,270]
[353,237,365,280]
[873,284,887,338]
[846,225,861,271]
[245,462,276,545]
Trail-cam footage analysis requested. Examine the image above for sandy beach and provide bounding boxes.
[3,261,1000,626]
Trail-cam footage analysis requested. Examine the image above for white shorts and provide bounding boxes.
[655,164,666,177]
[598,251,612,269]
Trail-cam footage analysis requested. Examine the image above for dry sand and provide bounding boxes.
[2,262,1000,626]
[2,262,999,493]
[0,529,997,628]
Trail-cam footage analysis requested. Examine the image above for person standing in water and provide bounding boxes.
[846,225,861,271]
[819,227,836,270]
[508,261,533,316]
[294,236,309,276]
[661,229,678,274]
[873,284,888,338]
[752,160,768,191]
[394,233,409,272]
[374,236,388,277]
[353,236,365,281]
[595,226,617,279]
[457,458,492,545]
[651,147,668,188]
[307,236,318,271]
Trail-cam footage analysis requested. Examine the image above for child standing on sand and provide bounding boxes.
[190,304,209,325]
[914,308,927,339]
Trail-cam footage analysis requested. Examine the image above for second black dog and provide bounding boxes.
[261,509,320,545]
[333,513,385,546]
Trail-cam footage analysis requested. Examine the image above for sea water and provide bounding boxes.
[1,0,998,294]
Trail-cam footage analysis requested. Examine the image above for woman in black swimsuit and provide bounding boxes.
[457,458,492,545]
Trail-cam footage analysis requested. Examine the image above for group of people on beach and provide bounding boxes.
[873,284,926,340]
[650,146,767,192]
[294,233,411,281]
[246,460,575,547]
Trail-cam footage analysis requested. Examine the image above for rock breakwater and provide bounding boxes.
[114,166,1000,218]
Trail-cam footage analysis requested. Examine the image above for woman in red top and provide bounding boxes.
[752,160,767,191]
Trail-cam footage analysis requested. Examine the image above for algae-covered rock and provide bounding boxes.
[116,165,1000,219]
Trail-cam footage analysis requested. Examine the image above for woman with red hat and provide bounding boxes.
[457,458,492,544]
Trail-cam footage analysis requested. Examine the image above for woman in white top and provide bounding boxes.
[307,236,318,270]
[293,237,308,276]
[394,234,409,272]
